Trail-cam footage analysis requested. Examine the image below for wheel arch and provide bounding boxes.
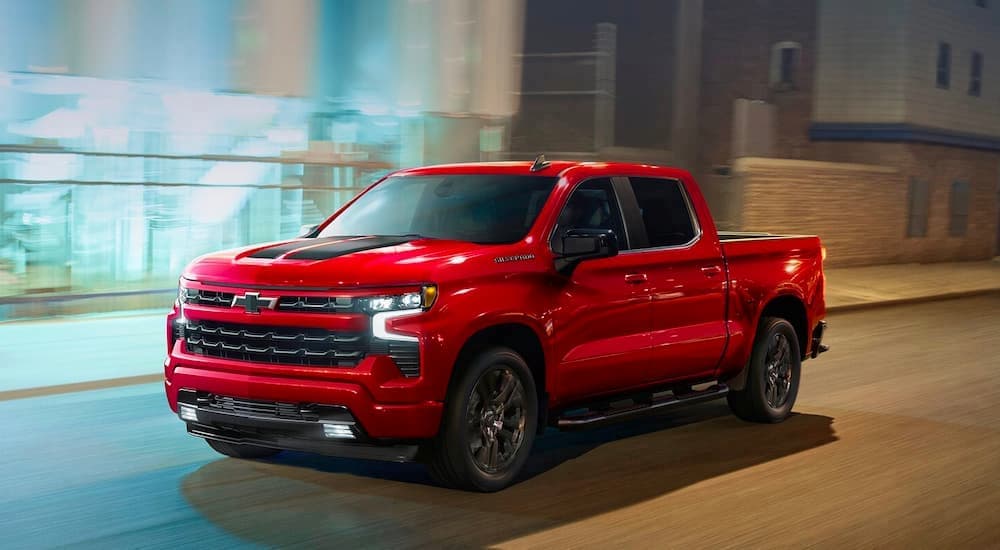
[758,293,809,358]
[450,321,548,433]
[727,292,809,391]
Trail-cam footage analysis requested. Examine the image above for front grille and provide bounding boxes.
[182,289,235,308]
[369,340,421,378]
[182,320,366,367]
[276,296,361,313]
[182,289,363,313]
[206,394,316,421]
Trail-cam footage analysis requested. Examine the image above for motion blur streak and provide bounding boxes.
[0,0,523,321]
[2,296,998,548]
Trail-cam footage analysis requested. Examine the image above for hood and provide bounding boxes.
[182,236,502,289]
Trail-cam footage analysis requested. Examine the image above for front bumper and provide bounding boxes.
[177,389,420,462]
[166,358,444,440]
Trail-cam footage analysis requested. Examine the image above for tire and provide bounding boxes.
[206,439,281,459]
[727,317,801,423]
[426,347,539,492]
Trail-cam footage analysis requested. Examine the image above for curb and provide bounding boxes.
[827,288,1000,313]
[0,373,163,402]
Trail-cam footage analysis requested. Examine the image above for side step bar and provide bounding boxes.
[555,384,729,430]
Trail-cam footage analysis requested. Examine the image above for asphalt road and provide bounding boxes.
[2,296,999,549]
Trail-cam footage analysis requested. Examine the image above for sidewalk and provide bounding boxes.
[2,260,999,396]
[825,259,1000,312]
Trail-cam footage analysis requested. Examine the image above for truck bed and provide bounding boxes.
[720,232,823,261]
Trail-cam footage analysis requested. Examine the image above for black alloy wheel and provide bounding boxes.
[727,316,801,423]
[426,347,538,492]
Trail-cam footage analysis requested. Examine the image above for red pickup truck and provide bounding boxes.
[165,158,827,491]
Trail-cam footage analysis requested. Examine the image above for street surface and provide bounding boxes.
[2,296,999,548]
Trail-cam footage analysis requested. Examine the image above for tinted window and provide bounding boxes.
[629,177,698,248]
[319,174,557,244]
[906,178,930,238]
[970,51,983,97]
[937,43,951,89]
[550,178,627,253]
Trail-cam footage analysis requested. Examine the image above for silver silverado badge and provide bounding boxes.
[494,253,536,264]
[232,292,277,314]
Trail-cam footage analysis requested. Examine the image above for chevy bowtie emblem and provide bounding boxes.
[232,292,277,314]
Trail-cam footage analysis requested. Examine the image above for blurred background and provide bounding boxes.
[1,0,998,321]
[2,2,1000,548]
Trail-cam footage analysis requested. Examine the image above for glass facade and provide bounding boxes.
[0,74,400,319]
[0,0,525,320]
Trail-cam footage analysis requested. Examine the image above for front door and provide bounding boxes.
[622,176,729,383]
[550,178,653,402]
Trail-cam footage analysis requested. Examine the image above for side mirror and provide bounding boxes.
[298,224,319,237]
[554,228,619,275]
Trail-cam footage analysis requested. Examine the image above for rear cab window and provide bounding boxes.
[627,177,699,249]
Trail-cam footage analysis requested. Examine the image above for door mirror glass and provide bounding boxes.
[555,228,619,275]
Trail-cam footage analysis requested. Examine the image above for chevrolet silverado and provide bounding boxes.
[165,157,828,491]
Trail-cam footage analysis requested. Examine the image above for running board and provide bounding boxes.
[555,384,729,430]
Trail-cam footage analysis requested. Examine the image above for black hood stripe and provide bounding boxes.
[247,237,352,259]
[283,236,417,260]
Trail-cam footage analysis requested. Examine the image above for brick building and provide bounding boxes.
[513,0,1000,266]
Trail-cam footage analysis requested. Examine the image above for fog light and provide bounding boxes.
[322,422,356,439]
[179,404,198,422]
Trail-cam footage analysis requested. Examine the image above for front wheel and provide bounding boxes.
[426,347,538,492]
[727,317,801,423]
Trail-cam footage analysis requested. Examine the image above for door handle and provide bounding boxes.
[701,266,722,278]
[625,273,648,284]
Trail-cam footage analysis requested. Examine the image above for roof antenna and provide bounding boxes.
[530,154,551,172]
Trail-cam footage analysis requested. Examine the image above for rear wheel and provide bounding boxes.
[206,439,281,459]
[426,347,538,492]
[727,317,801,423]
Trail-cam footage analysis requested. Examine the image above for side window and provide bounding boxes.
[550,178,628,253]
[949,181,970,237]
[969,51,983,97]
[906,178,930,238]
[937,42,951,89]
[629,177,698,248]
[770,41,802,90]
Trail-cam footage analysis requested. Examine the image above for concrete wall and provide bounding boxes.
[903,0,1000,136]
[512,0,678,154]
[813,142,1000,261]
[730,154,999,266]
[813,0,909,124]
[731,157,902,266]
[815,0,1000,137]
[698,0,818,176]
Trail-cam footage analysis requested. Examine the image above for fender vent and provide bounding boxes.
[368,340,421,378]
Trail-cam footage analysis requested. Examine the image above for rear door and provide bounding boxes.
[621,176,728,383]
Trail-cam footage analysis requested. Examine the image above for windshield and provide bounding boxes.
[318,174,559,244]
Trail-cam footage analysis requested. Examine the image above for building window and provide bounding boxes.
[937,42,951,89]
[949,181,970,237]
[970,51,983,96]
[770,41,802,90]
[906,178,930,237]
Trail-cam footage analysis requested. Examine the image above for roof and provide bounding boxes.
[394,160,688,179]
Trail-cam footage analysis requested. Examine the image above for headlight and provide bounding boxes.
[367,285,437,343]
[362,285,437,313]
